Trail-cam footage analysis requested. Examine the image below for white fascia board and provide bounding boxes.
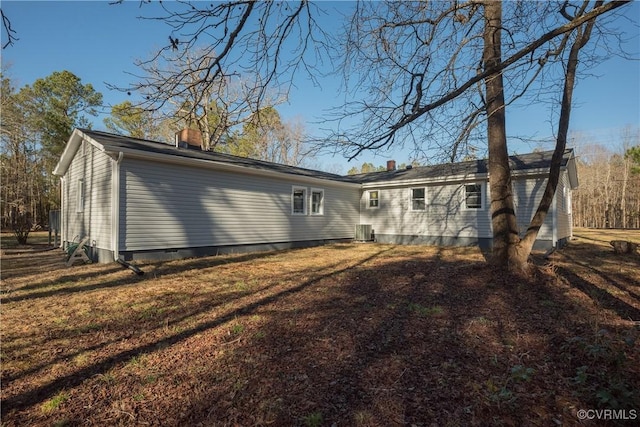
[110,146,361,189]
[360,173,490,189]
[52,129,107,176]
[53,130,83,176]
[360,166,566,189]
[566,153,579,189]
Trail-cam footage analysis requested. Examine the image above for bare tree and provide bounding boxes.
[573,129,640,229]
[331,0,629,272]
[111,1,327,151]
[222,107,312,166]
[116,0,631,273]
[1,74,38,242]
[1,8,18,49]
[121,49,275,150]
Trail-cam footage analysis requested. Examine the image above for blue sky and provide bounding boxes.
[2,1,639,173]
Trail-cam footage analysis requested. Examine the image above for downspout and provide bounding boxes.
[552,189,558,248]
[60,176,66,248]
[111,152,123,262]
[111,152,144,275]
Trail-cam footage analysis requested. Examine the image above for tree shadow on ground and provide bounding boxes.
[0,246,394,420]
[2,243,639,426]
[1,247,298,302]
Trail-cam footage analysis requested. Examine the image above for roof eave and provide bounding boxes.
[108,146,361,188]
[358,165,567,188]
[565,149,579,189]
[53,129,85,176]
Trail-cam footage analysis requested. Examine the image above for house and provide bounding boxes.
[353,151,578,250]
[53,128,577,263]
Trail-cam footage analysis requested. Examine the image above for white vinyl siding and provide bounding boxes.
[360,180,492,239]
[555,171,573,240]
[119,158,359,251]
[61,141,112,252]
[511,175,554,241]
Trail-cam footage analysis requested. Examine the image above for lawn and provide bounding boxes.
[1,228,638,426]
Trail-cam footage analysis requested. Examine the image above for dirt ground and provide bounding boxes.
[1,228,638,426]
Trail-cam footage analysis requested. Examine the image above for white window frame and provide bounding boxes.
[368,190,380,209]
[563,186,572,214]
[291,186,307,215]
[410,187,427,211]
[462,182,484,210]
[310,188,324,215]
[76,178,85,213]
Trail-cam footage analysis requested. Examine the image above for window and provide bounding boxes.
[410,187,426,211]
[292,186,307,215]
[464,183,483,210]
[76,179,85,213]
[563,187,572,214]
[311,189,324,215]
[368,190,379,208]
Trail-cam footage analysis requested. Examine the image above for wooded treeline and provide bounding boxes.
[573,136,640,229]
[0,71,103,236]
[0,70,311,238]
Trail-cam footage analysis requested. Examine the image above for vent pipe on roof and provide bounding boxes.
[175,129,203,150]
[387,160,396,171]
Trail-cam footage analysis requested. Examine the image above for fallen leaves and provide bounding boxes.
[1,232,638,426]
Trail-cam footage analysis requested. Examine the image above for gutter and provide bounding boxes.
[108,146,361,189]
[359,166,568,189]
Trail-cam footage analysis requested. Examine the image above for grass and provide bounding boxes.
[40,391,69,414]
[1,228,639,426]
[408,302,444,317]
[1,230,53,249]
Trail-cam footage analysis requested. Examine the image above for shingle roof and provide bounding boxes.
[81,129,571,185]
[81,129,357,183]
[351,149,573,184]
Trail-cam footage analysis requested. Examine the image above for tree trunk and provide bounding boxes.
[621,151,629,228]
[508,1,600,272]
[483,1,527,271]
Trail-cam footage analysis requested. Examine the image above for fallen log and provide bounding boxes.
[610,240,638,255]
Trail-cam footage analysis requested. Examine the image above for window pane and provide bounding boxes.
[77,179,85,213]
[412,199,425,210]
[311,191,323,214]
[411,188,425,210]
[293,189,305,213]
[465,184,482,209]
[412,188,425,199]
[369,191,379,207]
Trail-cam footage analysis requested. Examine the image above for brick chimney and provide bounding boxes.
[387,160,396,171]
[175,129,203,150]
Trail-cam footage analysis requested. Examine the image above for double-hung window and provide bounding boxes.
[311,188,324,215]
[292,186,307,215]
[410,187,426,211]
[368,190,379,208]
[463,183,483,210]
[76,179,85,213]
[563,187,572,214]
